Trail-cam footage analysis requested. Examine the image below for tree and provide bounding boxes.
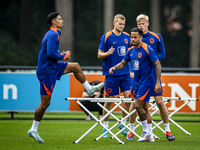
[150,0,160,33]
[19,0,31,49]
[104,0,114,33]
[55,0,74,61]
[190,0,200,68]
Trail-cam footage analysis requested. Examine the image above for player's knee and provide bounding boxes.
[134,102,141,110]
[43,101,50,109]
[73,62,81,70]
[156,100,165,109]
[42,99,50,109]
[129,103,135,112]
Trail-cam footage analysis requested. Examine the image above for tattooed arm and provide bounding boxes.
[109,60,128,74]
[152,59,162,94]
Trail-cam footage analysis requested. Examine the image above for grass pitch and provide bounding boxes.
[0,117,199,150]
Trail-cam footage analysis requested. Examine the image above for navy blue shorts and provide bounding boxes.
[104,74,131,96]
[37,62,68,95]
[130,81,154,102]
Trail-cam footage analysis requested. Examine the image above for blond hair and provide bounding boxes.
[136,14,149,22]
[114,14,126,22]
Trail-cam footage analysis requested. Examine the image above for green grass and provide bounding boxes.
[1,111,200,120]
[0,116,200,150]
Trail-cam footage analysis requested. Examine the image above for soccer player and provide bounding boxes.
[27,12,104,143]
[129,14,175,141]
[109,27,162,142]
[98,14,134,137]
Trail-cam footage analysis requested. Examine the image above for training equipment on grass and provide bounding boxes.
[65,97,198,144]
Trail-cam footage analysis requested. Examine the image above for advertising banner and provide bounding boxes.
[69,74,200,113]
[0,73,70,111]
[0,73,199,113]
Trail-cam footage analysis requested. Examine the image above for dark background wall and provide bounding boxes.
[0,0,198,68]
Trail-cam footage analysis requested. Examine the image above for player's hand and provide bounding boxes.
[107,46,115,55]
[154,82,161,94]
[109,67,115,74]
[130,72,134,79]
[65,50,71,59]
[60,50,66,55]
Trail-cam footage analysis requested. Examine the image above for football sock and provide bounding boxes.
[130,123,135,133]
[31,120,40,132]
[164,123,171,133]
[148,124,153,138]
[104,121,109,128]
[122,118,127,126]
[141,119,148,132]
[82,80,92,91]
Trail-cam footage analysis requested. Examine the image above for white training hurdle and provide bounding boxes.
[65,97,198,144]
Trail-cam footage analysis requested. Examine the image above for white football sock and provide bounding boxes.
[82,80,92,91]
[148,124,153,138]
[141,120,148,132]
[164,123,170,133]
[130,123,135,133]
[30,120,40,132]
[122,118,127,126]
[104,121,109,128]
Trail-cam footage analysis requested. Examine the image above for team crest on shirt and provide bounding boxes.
[138,52,142,58]
[117,46,126,56]
[150,38,154,44]
[124,39,128,44]
[132,60,139,70]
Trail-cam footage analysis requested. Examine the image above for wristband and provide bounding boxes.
[63,54,68,60]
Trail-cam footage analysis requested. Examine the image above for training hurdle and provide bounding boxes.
[111,97,198,140]
[65,97,198,144]
[110,97,169,140]
[66,97,136,144]
[150,97,198,136]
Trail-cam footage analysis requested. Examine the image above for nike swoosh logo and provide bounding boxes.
[113,42,117,44]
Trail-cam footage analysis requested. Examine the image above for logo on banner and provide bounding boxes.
[3,84,17,100]
[162,83,199,111]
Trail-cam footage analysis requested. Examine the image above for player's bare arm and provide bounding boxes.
[109,60,127,74]
[97,46,115,59]
[153,59,161,94]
